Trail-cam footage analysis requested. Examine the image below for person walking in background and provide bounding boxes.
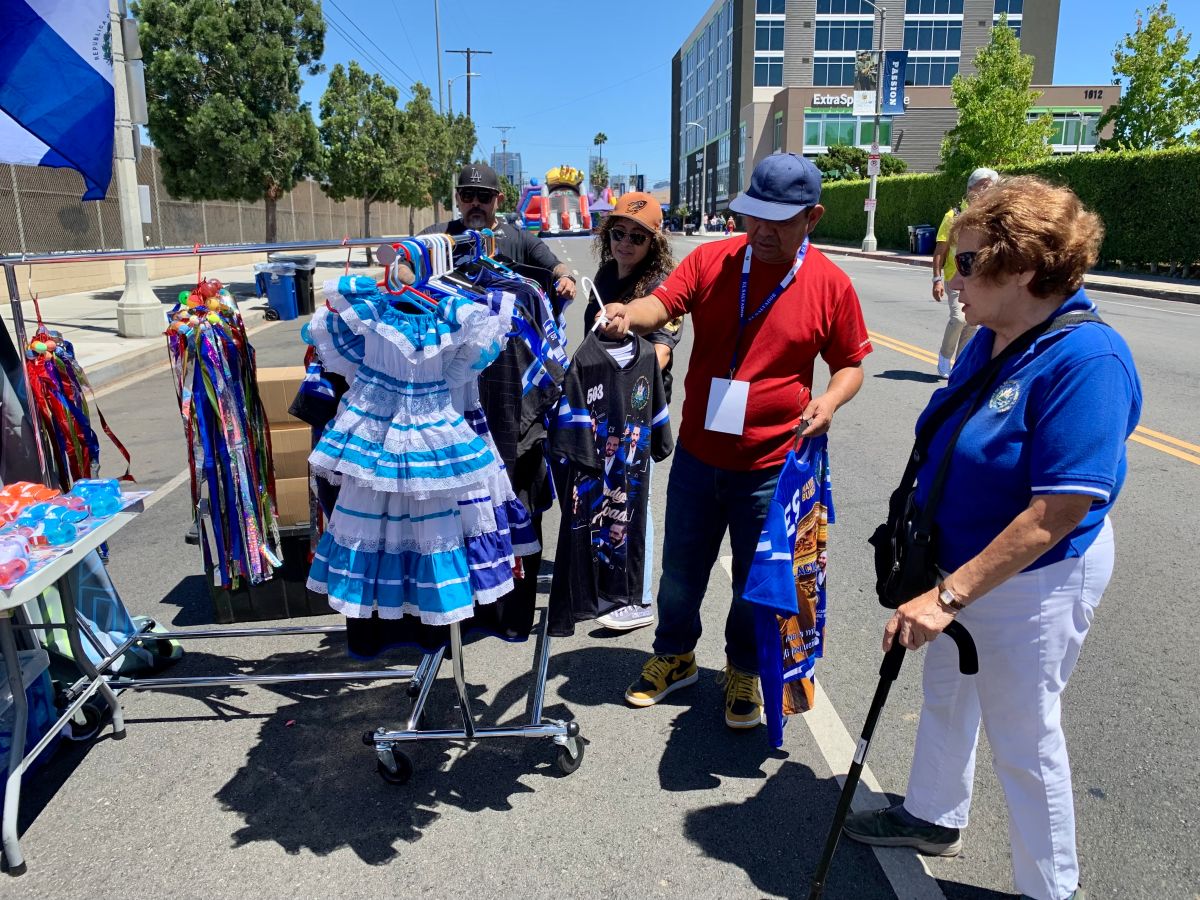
[932,167,999,378]
[600,153,871,730]
[725,214,735,235]
[844,177,1141,900]
[582,192,681,632]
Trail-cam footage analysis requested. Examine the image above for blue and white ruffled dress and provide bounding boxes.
[305,276,532,625]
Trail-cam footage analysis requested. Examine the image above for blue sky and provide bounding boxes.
[301,0,1200,187]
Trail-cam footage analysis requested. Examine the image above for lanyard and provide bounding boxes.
[728,237,809,378]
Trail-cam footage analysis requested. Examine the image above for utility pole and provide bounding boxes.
[446,48,492,119]
[434,0,444,113]
[110,0,161,338]
[624,161,639,192]
[495,125,514,180]
[861,1,886,253]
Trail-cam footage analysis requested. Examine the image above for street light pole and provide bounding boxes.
[685,121,707,232]
[447,72,479,117]
[862,1,886,253]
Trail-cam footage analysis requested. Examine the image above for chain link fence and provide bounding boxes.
[0,147,437,256]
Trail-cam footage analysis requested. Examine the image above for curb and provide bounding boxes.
[88,308,272,392]
[816,244,1200,305]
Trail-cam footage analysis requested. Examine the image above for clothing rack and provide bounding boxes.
[0,230,579,875]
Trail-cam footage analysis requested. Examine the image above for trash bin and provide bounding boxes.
[913,225,937,256]
[268,253,317,315]
[253,262,298,321]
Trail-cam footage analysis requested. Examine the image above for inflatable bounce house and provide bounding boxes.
[518,166,592,235]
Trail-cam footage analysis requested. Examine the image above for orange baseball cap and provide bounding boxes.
[609,191,662,232]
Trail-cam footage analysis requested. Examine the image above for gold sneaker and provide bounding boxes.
[624,653,698,707]
[718,664,763,729]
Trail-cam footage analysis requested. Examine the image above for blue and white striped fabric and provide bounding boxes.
[0,0,114,200]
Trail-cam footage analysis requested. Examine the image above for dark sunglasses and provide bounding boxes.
[458,188,497,203]
[955,251,978,277]
[610,227,648,247]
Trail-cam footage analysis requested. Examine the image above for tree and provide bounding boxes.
[435,113,478,214]
[1097,3,1200,150]
[593,131,608,166]
[393,84,451,234]
[814,145,908,181]
[939,15,1053,178]
[319,62,404,261]
[496,173,518,213]
[134,0,324,241]
[591,159,609,190]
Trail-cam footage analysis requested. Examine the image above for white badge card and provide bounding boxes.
[705,378,750,435]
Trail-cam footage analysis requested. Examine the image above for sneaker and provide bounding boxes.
[718,664,763,729]
[842,804,963,857]
[937,354,953,379]
[1021,890,1086,900]
[624,653,698,707]
[597,603,654,631]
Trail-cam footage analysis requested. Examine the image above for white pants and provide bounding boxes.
[904,518,1114,900]
[939,289,978,361]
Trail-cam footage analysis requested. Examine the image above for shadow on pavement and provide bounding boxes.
[874,369,943,384]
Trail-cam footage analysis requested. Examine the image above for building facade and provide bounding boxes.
[490,151,522,186]
[670,0,1118,215]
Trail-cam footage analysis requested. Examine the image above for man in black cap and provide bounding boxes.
[600,152,872,731]
[400,163,575,301]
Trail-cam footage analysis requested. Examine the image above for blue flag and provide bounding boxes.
[0,0,115,200]
[881,50,908,117]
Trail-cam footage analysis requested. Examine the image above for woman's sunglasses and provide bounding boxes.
[954,251,978,277]
[610,227,648,247]
[458,188,497,203]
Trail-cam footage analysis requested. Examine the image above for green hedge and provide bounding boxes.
[813,148,1200,269]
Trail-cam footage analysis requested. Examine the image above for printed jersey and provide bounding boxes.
[742,435,833,750]
[548,333,673,636]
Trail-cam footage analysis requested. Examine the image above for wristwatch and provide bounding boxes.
[937,581,966,612]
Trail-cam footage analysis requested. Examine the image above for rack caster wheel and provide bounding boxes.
[377,749,413,785]
[555,737,584,775]
[67,701,105,742]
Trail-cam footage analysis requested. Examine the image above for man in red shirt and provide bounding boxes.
[600,153,871,729]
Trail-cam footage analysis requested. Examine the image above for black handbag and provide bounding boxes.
[869,310,1102,609]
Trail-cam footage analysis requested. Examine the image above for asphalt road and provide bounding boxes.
[12,237,1198,899]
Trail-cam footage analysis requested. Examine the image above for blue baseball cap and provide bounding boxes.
[729,153,823,221]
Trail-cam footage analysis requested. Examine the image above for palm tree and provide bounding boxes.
[593,132,607,166]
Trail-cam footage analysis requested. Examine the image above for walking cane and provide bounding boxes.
[807,619,979,900]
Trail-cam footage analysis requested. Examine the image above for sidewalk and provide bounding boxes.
[813,241,1200,304]
[0,249,367,388]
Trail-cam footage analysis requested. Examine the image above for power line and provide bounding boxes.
[325,0,420,89]
[508,59,670,125]
[389,0,427,84]
[321,14,412,99]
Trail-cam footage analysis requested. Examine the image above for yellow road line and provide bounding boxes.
[1133,425,1200,454]
[870,328,1200,467]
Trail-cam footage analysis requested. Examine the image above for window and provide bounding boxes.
[757,0,785,13]
[818,0,879,12]
[903,21,961,52]
[773,112,785,151]
[1038,112,1099,151]
[994,0,1022,12]
[756,21,785,50]
[813,60,857,86]
[755,57,784,86]
[802,112,892,150]
[815,22,874,51]
[905,0,963,12]
[905,55,959,85]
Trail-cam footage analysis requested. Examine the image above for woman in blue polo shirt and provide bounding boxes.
[844,177,1142,900]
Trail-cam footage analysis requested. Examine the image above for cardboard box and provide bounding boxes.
[256,366,307,425]
[269,423,312,480]
[274,476,311,527]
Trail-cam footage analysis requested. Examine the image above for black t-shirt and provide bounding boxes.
[421,218,563,272]
[547,333,674,636]
[583,260,683,401]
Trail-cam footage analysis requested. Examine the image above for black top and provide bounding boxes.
[421,218,563,273]
[548,333,674,636]
[583,260,683,401]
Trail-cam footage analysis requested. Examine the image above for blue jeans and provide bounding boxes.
[652,443,782,673]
